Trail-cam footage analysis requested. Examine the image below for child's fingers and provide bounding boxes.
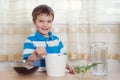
[36,47,47,55]
[27,54,37,62]
[27,58,35,62]
[69,67,75,74]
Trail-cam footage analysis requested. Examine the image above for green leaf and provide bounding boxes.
[87,62,103,68]
[73,66,80,74]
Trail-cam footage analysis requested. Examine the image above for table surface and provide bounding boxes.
[0,71,120,80]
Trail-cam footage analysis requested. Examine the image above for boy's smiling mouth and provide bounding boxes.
[41,28,49,31]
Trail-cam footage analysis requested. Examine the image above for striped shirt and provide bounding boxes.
[23,31,66,67]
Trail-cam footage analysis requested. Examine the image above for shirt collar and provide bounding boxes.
[35,31,53,41]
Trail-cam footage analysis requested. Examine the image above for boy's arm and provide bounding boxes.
[23,38,36,61]
[27,46,47,62]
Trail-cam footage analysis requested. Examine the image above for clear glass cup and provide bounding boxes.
[38,55,46,72]
[90,42,107,76]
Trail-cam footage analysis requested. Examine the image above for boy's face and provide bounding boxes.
[33,14,53,37]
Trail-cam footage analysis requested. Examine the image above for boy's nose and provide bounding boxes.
[43,22,48,27]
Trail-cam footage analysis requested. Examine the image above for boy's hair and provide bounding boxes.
[32,4,54,22]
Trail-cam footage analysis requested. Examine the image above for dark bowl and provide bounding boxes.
[10,61,39,75]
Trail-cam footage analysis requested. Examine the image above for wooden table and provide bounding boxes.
[0,71,120,80]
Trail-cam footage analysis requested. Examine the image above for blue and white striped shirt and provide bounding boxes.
[23,31,66,67]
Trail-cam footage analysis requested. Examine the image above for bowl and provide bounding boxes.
[10,61,39,75]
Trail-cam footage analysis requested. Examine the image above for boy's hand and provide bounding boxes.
[27,51,37,62]
[66,62,75,74]
[35,46,47,55]
[27,46,46,62]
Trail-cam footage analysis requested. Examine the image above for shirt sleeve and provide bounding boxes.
[59,39,67,55]
[23,37,35,60]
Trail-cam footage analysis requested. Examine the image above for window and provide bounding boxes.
[98,0,120,24]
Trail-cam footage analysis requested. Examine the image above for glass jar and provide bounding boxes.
[90,42,107,76]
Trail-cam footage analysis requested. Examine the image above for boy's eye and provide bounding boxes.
[39,20,43,22]
[48,20,52,23]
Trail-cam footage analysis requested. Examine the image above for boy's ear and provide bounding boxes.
[32,19,35,24]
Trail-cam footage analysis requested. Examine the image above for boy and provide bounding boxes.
[23,4,74,74]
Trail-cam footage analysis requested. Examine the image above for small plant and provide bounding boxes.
[73,63,102,74]
[73,63,102,79]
